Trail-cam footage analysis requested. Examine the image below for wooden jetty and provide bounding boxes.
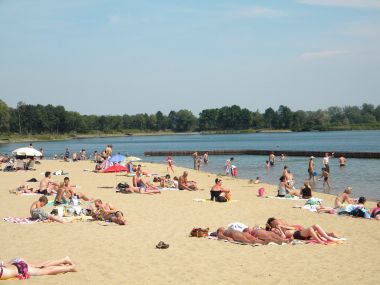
[144,150,380,159]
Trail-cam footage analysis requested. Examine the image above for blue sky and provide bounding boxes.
[0,0,379,115]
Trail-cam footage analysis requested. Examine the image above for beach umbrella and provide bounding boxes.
[103,164,128,173]
[12,147,42,157]
[124,156,141,162]
[108,154,126,163]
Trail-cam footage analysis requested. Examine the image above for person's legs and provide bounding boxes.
[28,265,76,276]
[300,228,325,244]
[255,230,286,245]
[29,257,74,268]
[312,224,338,241]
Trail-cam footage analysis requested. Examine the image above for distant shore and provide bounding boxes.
[2,128,380,144]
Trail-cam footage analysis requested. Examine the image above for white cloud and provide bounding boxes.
[108,14,122,25]
[297,0,380,9]
[300,50,349,60]
[234,6,283,18]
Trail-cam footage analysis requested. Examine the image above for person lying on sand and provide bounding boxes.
[30,196,68,224]
[265,218,340,244]
[38,171,59,195]
[0,256,76,280]
[116,182,161,195]
[227,222,290,245]
[179,171,198,191]
[11,184,39,195]
[91,199,127,225]
[217,227,267,245]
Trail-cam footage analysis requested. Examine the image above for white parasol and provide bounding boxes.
[12,147,42,157]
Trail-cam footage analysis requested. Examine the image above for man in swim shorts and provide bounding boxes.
[30,196,67,223]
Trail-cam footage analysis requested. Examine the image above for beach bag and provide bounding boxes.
[190,227,209,237]
[117,182,129,190]
[258,187,265,197]
[350,207,365,218]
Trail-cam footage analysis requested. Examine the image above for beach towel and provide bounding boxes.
[266,195,308,201]
[306,238,347,245]
[193,198,239,203]
[3,217,40,224]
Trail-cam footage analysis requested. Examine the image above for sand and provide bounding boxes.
[0,159,379,285]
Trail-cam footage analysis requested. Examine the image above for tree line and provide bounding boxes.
[0,100,379,134]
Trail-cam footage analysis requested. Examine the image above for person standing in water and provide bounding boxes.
[308,156,315,182]
[269,152,275,166]
[203,152,209,164]
[225,157,234,175]
[338,155,346,167]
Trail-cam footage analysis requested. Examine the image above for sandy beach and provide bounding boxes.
[0,159,379,285]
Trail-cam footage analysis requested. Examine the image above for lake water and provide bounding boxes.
[1,131,379,200]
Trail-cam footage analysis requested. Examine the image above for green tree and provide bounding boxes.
[0,99,10,132]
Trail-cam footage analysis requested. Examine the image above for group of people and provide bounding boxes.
[191,151,209,171]
[216,218,340,245]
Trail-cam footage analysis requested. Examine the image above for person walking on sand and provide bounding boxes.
[308,156,315,182]
[166,156,174,173]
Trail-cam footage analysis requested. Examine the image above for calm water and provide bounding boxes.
[1,131,379,199]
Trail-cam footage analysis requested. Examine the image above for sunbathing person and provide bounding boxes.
[12,184,38,195]
[133,170,159,191]
[227,222,289,245]
[266,217,340,244]
[62,177,92,201]
[0,256,76,280]
[217,227,267,245]
[335,187,355,208]
[210,178,231,202]
[278,175,298,197]
[116,182,161,195]
[369,201,380,220]
[299,181,312,199]
[38,171,59,195]
[91,199,127,225]
[178,171,198,191]
[30,196,67,224]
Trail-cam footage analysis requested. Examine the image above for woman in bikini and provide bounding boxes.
[335,187,355,208]
[0,256,76,280]
[266,218,340,244]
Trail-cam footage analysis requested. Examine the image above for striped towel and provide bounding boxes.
[3,217,40,224]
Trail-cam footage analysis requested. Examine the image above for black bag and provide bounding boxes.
[117,182,129,190]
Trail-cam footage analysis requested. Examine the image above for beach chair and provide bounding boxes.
[15,159,26,170]
[26,160,35,170]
